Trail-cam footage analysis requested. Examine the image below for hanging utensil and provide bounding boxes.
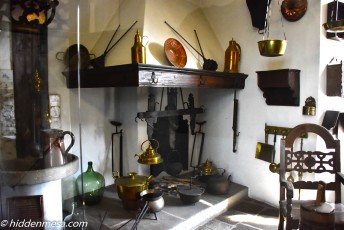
[190,121,206,169]
[258,0,288,57]
[164,21,218,71]
[269,132,278,173]
[91,21,138,68]
[232,90,239,152]
[194,30,218,71]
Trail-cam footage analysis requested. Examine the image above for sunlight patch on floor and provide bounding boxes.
[199,199,214,207]
[224,213,278,226]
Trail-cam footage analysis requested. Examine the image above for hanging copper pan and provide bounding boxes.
[281,0,308,22]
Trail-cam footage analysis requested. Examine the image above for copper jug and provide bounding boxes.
[224,38,241,73]
[41,129,75,168]
[131,30,148,64]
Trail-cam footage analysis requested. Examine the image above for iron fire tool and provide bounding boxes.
[232,89,240,152]
[164,21,218,71]
[90,20,138,68]
[110,121,123,176]
[136,94,204,136]
[190,121,206,169]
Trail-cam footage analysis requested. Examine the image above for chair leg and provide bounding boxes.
[278,211,285,230]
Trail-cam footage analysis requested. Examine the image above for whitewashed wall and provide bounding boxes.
[45,0,344,206]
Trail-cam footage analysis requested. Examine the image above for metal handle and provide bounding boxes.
[62,131,75,153]
[140,139,159,151]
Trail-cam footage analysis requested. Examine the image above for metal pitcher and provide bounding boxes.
[41,129,75,168]
[131,30,148,64]
[224,38,241,73]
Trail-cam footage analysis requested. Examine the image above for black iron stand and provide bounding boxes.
[190,121,206,170]
[110,121,123,176]
[131,202,158,230]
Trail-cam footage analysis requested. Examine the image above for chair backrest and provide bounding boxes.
[280,123,341,203]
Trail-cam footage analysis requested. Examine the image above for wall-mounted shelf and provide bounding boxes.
[63,63,248,89]
[257,69,300,106]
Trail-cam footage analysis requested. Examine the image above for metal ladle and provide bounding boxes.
[90,20,138,68]
[269,132,279,173]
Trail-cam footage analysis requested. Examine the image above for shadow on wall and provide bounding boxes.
[179,7,224,71]
[148,42,170,66]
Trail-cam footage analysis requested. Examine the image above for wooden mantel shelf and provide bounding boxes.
[63,63,248,89]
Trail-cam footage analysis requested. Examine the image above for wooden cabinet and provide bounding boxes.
[63,63,248,89]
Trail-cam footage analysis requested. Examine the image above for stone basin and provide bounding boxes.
[0,154,79,186]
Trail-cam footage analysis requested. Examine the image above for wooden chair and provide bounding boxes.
[278,123,344,230]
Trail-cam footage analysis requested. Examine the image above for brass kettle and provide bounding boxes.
[224,38,241,73]
[135,139,163,165]
[198,159,217,176]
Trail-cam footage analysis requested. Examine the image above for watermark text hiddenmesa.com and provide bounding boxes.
[1,219,88,228]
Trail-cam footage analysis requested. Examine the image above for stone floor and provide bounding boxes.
[64,181,280,230]
[196,197,280,230]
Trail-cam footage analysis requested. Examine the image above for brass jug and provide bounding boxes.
[131,30,147,64]
[224,38,241,73]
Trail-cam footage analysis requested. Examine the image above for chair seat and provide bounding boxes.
[281,200,344,228]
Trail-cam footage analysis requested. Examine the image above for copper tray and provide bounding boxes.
[164,38,187,68]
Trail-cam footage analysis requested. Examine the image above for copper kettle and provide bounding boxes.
[224,38,241,73]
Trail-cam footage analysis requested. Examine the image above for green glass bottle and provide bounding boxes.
[76,161,105,205]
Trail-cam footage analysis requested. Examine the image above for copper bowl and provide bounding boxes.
[258,40,287,57]
[164,38,187,68]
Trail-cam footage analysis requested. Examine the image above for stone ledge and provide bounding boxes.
[66,182,248,230]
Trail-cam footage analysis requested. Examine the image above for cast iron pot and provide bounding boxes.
[140,189,165,213]
[56,44,95,70]
[177,185,205,205]
[206,174,231,195]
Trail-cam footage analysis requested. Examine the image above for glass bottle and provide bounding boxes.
[76,161,105,205]
[63,202,82,230]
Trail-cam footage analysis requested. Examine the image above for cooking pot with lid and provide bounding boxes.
[113,171,152,210]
